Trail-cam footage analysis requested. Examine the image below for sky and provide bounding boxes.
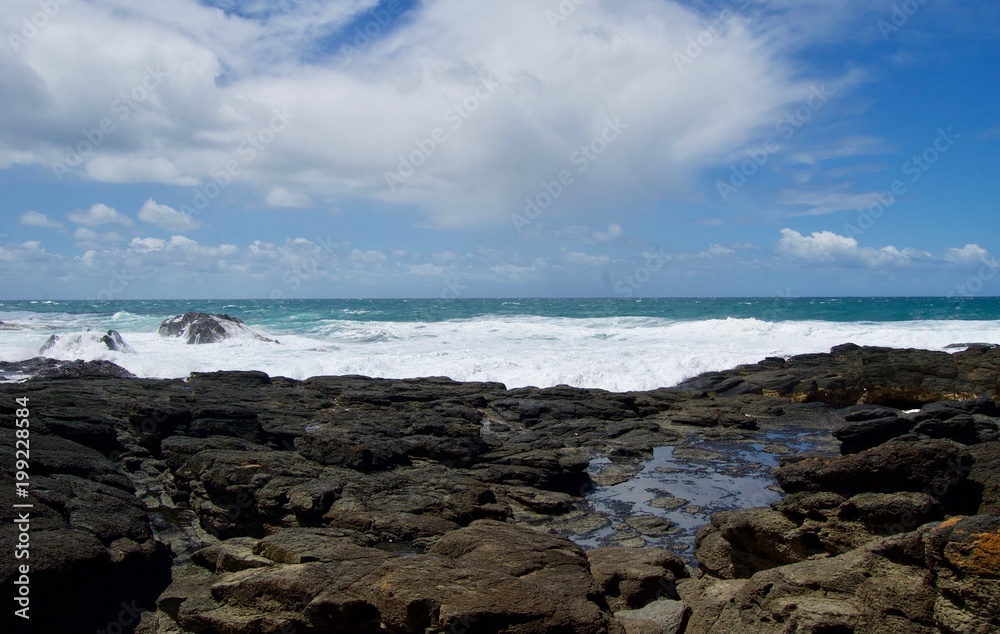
[1,0,999,299]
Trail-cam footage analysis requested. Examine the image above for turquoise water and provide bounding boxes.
[4,296,1000,328]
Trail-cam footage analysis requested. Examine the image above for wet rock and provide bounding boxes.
[967,442,1000,515]
[0,357,136,379]
[103,329,136,353]
[157,312,278,344]
[833,415,914,454]
[39,329,137,355]
[650,496,689,511]
[680,344,1000,407]
[913,413,980,444]
[910,397,1000,421]
[775,439,973,500]
[626,516,676,538]
[840,404,905,422]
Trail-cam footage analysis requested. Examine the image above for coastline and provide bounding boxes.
[1,344,998,633]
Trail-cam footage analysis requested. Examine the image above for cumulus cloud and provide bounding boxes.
[776,228,929,267]
[0,0,873,227]
[67,203,135,227]
[138,199,204,232]
[20,211,63,229]
[943,244,991,264]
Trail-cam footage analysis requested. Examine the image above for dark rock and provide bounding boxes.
[912,413,979,444]
[38,334,58,353]
[967,442,1000,515]
[157,312,278,344]
[679,344,1000,408]
[102,329,136,353]
[840,403,904,422]
[0,357,135,379]
[911,396,1000,421]
[775,439,973,500]
[833,415,914,454]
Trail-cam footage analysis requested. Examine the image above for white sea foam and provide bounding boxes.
[1,315,997,391]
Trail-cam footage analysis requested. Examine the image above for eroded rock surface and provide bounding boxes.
[0,344,996,633]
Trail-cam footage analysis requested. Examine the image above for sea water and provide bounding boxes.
[1,297,998,390]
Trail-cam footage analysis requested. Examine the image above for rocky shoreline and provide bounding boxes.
[1,344,998,633]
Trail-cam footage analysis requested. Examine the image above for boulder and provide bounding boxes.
[775,439,973,500]
[587,547,690,611]
[102,329,136,353]
[157,312,278,344]
[368,520,624,634]
[614,599,691,634]
[833,415,914,454]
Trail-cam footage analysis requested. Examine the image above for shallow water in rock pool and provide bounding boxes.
[567,428,830,560]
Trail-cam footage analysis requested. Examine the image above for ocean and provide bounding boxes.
[2,297,999,391]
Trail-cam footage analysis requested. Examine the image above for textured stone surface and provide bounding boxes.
[1,344,997,633]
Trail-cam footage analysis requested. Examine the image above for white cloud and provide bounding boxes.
[129,237,167,252]
[74,227,98,240]
[591,224,624,243]
[20,211,63,229]
[67,204,135,227]
[85,157,200,187]
[138,198,204,232]
[350,249,388,264]
[776,228,927,267]
[0,0,868,227]
[702,245,736,258]
[944,244,991,264]
[265,187,314,208]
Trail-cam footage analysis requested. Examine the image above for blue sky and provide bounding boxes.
[1,0,998,299]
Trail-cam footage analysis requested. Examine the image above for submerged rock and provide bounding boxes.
[157,312,278,344]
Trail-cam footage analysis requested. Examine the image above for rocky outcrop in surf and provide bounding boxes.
[38,329,136,355]
[157,313,278,344]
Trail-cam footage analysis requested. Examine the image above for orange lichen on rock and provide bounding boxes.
[966,531,1000,577]
[938,517,963,530]
[945,530,1000,577]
